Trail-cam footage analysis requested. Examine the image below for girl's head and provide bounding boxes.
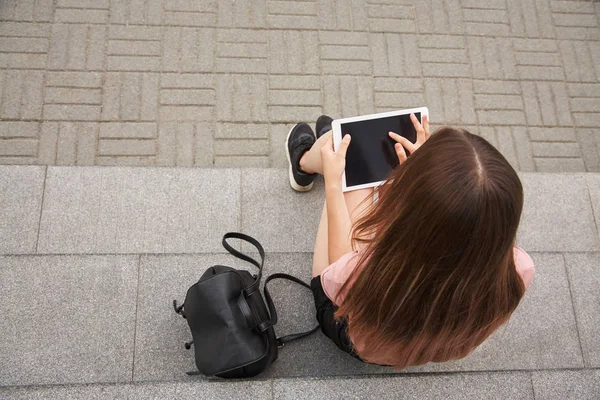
[336,127,525,368]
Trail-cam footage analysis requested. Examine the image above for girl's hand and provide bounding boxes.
[388,113,430,163]
[321,134,351,187]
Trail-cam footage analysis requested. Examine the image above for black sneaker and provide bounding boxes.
[285,123,316,192]
[316,115,333,139]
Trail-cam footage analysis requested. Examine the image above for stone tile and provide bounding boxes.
[0,255,137,385]
[37,167,240,254]
[405,253,584,372]
[0,384,129,399]
[587,174,600,230]
[0,381,271,399]
[531,370,600,400]
[564,253,600,367]
[134,252,320,381]
[174,381,272,399]
[517,173,599,252]
[0,166,45,254]
[270,123,294,168]
[273,372,534,400]
[136,252,581,378]
[241,169,323,252]
[133,253,225,381]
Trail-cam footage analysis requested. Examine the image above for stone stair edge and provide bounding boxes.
[1,164,600,175]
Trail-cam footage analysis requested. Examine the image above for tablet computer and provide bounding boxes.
[332,107,429,192]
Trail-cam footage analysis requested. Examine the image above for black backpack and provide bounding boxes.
[173,232,319,378]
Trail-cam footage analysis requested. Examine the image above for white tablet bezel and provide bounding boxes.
[332,107,429,192]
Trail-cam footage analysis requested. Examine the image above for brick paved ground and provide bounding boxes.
[0,0,599,171]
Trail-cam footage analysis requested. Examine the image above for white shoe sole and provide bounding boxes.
[285,125,313,192]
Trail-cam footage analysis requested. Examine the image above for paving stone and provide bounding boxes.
[48,24,105,71]
[164,1,216,27]
[0,384,129,400]
[373,77,425,112]
[215,29,267,74]
[0,255,137,385]
[38,122,98,165]
[134,253,246,381]
[534,158,587,173]
[217,75,267,122]
[416,0,464,35]
[214,155,269,167]
[37,167,240,253]
[159,74,215,122]
[576,129,600,172]
[163,28,215,73]
[531,370,600,400]
[518,173,599,251]
[241,169,323,252]
[322,76,374,118]
[0,22,49,70]
[267,0,318,29]
[367,2,416,33]
[0,0,54,22]
[0,380,272,399]
[102,72,159,121]
[214,139,269,156]
[0,166,45,254]
[55,7,109,24]
[134,252,317,381]
[0,70,44,120]
[564,252,600,367]
[318,0,367,31]
[521,81,572,127]
[370,33,421,77]
[0,0,598,171]
[218,0,266,28]
[269,123,294,168]
[269,31,319,75]
[587,175,600,233]
[44,72,102,122]
[424,78,476,125]
[215,123,269,140]
[110,0,164,25]
[273,372,534,400]
[506,0,555,38]
[157,122,214,166]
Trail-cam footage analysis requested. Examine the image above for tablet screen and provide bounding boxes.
[341,112,420,187]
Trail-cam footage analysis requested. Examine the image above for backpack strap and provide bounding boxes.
[222,232,265,295]
[263,273,320,347]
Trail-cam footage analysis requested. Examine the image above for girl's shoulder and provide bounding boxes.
[320,250,362,304]
[513,245,535,289]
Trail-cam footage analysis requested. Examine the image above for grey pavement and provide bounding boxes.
[0,0,599,171]
[0,165,599,399]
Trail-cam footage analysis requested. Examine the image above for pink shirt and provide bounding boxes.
[320,245,536,365]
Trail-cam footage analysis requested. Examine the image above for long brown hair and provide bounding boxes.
[336,127,525,368]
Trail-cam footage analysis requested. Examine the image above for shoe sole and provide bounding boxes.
[285,125,313,192]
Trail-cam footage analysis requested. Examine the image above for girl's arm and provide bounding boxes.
[325,182,353,264]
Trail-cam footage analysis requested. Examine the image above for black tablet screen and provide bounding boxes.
[341,112,420,187]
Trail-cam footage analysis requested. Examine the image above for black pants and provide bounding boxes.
[311,276,362,360]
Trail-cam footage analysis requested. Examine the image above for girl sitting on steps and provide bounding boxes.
[285,114,535,368]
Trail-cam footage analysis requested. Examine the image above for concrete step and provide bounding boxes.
[2,370,600,400]
[1,166,599,255]
[0,166,599,392]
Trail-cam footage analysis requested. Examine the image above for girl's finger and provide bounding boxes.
[410,113,426,142]
[395,143,407,163]
[389,132,416,154]
[336,134,351,157]
[423,114,430,139]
